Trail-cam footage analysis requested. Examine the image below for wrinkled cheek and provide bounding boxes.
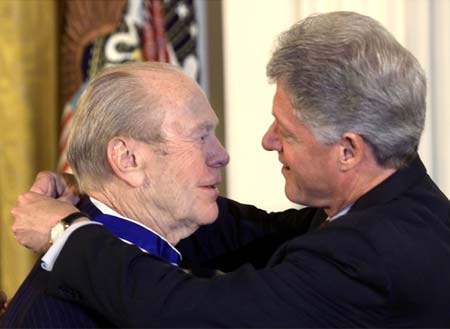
[172,149,198,168]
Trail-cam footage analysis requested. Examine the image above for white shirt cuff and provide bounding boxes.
[41,221,102,271]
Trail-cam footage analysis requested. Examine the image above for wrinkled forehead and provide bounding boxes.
[164,94,218,137]
[141,73,217,135]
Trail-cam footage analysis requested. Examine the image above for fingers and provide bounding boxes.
[0,290,6,305]
[10,208,52,253]
[11,193,79,252]
[28,171,81,204]
[11,193,55,252]
[0,289,7,318]
[61,173,78,193]
[30,171,58,197]
[11,182,81,252]
[59,173,81,204]
[57,172,73,197]
[14,191,48,207]
[11,205,36,248]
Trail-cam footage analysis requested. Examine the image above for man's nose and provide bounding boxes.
[207,137,230,168]
[262,121,281,152]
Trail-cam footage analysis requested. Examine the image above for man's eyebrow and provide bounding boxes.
[272,112,287,129]
[272,111,282,122]
[196,120,217,132]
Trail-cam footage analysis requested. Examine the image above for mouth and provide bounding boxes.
[281,164,291,175]
[201,181,221,192]
[279,156,290,171]
[203,184,218,189]
[199,185,220,200]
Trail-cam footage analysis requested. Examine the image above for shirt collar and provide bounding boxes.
[89,197,181,265]
[328,203,353,222]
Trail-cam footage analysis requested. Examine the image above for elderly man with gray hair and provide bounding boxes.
[2,62,229,328]
[11,11,450,327]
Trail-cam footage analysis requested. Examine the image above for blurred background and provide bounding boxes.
[0,0,449,297]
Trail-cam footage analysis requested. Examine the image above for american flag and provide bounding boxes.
[58,0,200,172]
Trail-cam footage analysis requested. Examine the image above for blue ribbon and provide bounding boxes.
[93,214,181,265]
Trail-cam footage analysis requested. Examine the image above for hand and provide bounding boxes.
[0,290,7,318]
[30,171,80,204]
[11,192,79,253]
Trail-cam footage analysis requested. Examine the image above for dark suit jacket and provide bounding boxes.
[47,156,450,327]
[0,199,112,328]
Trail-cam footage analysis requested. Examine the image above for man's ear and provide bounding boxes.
[338,132,366,171]
[107,137,145,187]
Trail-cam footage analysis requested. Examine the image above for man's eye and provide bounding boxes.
[279,129,296,143]
[279,129,289,138]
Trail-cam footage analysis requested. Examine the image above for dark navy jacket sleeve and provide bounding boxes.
[47,224,388,328]
[177,197,321,270]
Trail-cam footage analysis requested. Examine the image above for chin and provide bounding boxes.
[285,188,308,207]
[195,203,219,225]
[190,204,219,226]
[285,185,299,202]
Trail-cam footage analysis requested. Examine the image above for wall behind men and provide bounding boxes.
[222,0,450,211]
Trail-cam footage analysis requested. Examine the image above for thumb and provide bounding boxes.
[30,171,59,197]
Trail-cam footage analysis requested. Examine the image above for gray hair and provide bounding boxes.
[267,11,426,168]
[67,62,181,191]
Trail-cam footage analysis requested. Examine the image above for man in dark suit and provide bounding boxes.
[11,11,450,327]
[1,62,229,328]
[0,198,112,328]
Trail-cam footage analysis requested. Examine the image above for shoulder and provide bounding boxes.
[2,260,110,328]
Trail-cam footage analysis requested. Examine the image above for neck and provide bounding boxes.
[324,162,396,218]
[89,184,193,245]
